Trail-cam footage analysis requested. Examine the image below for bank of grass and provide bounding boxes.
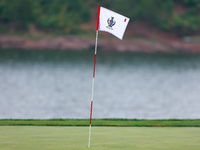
[0,119,200,127]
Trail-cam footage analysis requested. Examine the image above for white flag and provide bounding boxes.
[97,6,130,40]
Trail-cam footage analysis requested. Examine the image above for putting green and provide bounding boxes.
[0,126,199,150]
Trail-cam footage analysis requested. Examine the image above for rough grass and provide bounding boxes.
[0,118,200,127]
[0,126,200,150]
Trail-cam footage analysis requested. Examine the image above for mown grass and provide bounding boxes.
[0,118,200,127]
[0,126,200,150]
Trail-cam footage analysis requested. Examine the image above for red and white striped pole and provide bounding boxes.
[88,6,100,148]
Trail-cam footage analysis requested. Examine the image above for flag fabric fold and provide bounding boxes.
[97,6,130,40]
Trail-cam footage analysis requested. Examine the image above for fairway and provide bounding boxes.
[0,127,200,150]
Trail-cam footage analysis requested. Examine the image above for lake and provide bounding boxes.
[0,49,200,119]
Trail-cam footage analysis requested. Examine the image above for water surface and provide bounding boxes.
[0,50,200,119]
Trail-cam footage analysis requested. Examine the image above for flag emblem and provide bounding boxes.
[107,17,116,30]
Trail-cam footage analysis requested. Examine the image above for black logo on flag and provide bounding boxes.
[107,16,116,30]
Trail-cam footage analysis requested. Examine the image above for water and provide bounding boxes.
[0,49,200,119]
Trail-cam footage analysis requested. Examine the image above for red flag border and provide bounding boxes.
[96,6,101,30]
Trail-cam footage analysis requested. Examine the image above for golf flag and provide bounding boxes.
[88,6,130,148]
[97,6,130,40]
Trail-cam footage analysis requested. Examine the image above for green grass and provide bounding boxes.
[0,126,200,150]
[0,119,200,127]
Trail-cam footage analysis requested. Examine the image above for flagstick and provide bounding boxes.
[88,30,98,148]
[88,5,129,148]
[88,6,100,148]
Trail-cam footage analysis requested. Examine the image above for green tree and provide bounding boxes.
[101,0,174,27]
[0,0,90,32]
[101,0,200,35]
[0,0,33,30]
[33,0,90,31]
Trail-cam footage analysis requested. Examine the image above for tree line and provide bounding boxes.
[0,0,200,35]
[0,0,90,33]
[102,0,200,35]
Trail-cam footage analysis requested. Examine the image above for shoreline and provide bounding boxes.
[1,34,200,53]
